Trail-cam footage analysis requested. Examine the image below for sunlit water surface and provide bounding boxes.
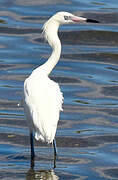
[0,0,118,179]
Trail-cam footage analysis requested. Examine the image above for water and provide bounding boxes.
[0,0,118,179]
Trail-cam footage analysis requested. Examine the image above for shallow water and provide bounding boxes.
[0,0,118,179]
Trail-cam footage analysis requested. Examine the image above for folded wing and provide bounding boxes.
[23,74,63,143]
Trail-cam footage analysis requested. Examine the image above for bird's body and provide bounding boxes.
[24,71,63,143]
[23,11,99,167]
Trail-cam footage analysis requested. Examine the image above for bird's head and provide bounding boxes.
[43,11,99,46]
[49,11,99,25]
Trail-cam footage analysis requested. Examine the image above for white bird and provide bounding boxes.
[23,11,99,167]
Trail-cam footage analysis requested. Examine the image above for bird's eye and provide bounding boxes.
[64,16,69,20]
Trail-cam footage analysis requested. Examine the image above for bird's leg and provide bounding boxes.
[53,139,58,157]
[53,139,58,168]
[30,132,35,168]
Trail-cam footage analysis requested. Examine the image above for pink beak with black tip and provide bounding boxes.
[71,15,99,23]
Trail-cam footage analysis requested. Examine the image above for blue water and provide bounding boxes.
[0,0,118,179]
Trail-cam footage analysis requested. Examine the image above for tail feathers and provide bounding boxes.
[35,132,44,141]
[35,132,53,144]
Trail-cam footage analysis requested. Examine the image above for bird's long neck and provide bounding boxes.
[39,21,61,76]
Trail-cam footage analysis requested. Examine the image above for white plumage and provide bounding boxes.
[24,72,63,143]
[23,11,99,166]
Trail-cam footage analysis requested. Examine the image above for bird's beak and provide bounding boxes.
[71,15,99,23]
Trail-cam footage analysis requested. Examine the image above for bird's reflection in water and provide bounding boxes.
[26,168,59,180]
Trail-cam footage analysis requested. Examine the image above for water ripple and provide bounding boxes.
[0,0,118,179]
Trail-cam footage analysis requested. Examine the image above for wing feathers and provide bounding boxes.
[24,74,63,143]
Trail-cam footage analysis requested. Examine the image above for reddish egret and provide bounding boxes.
[23,11,99,167]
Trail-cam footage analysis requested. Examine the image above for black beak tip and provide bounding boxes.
[86,18,99,23]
